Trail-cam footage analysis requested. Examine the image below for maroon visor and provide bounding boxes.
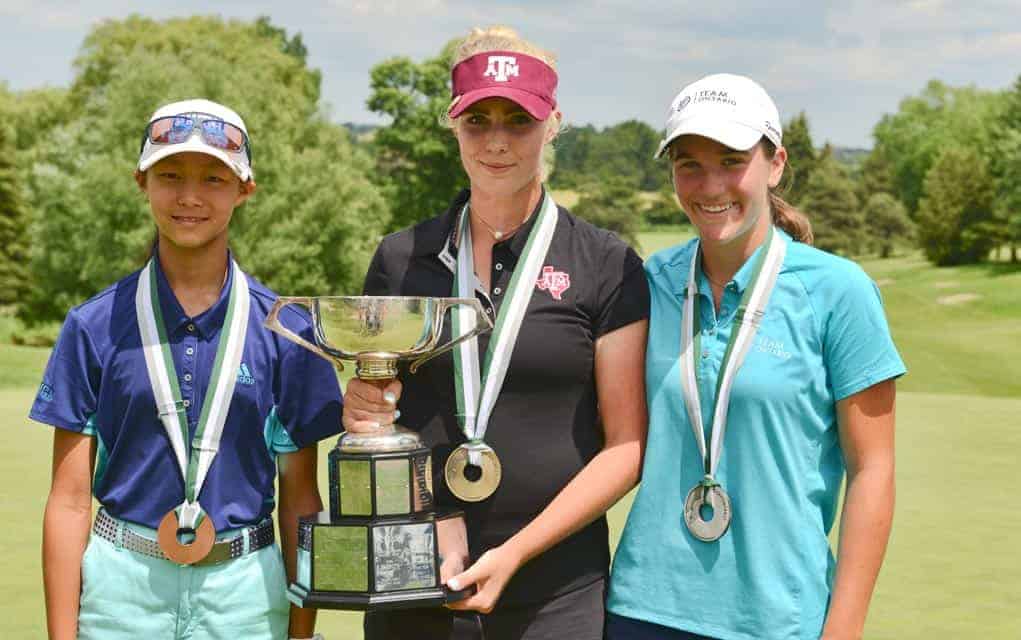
[449,50,558,120]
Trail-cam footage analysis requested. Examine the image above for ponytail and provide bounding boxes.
[762,139,813,244]
[769,193,813,244]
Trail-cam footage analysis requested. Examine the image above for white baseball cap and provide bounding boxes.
[655,73,782,159]
[137,99,253,181]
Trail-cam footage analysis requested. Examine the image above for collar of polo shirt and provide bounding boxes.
[151,247,237,336]
[413,187,550,262]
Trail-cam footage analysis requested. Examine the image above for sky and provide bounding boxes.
[1,1,1019,149]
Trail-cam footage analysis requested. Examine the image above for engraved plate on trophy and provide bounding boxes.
[373,522,436,592]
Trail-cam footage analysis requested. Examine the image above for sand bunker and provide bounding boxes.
[936,293,980,306]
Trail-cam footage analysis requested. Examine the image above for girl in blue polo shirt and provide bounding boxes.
[606,75,906,640]
[30,99,341,640]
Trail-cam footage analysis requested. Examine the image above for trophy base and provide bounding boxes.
[288,581,471,610]
[294,508,470,612]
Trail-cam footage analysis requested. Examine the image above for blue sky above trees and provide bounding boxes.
[1,1,1019,148]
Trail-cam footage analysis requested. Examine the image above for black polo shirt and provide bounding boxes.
[363,188,649,606]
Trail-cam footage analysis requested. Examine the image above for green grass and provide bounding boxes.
[858,254,1021,398]
[8,384,1018,638]
[4,231,1020,638]
[0,345,52,389]
[637,228,695,256]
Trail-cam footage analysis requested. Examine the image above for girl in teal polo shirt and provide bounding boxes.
[606,74,905,640]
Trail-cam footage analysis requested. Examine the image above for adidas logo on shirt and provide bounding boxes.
[237,363,255,386]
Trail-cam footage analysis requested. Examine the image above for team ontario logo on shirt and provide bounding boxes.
[536,265,571,300]
[484,56,519,82]
[37,382,54,402]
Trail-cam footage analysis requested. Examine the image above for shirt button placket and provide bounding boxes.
[184,333,196,421]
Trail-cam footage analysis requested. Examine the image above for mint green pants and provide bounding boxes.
[78,520,289,639]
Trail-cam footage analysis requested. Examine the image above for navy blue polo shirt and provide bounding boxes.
[30,254,343,531]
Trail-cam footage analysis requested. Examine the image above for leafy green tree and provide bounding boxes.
[549,124,596,189]
[862,192,914,258]
[0,121,28,305]
[916,148,1002,265]
[857,146,896,203]
[990,74,1021,262]
[781,111,816,204]
[20,15,388,323]
[367,41,462,232]
[0,85,70,156]
[571,178,642,249]
[799,156,862,256]
[586,120,665,191]
[641,183,684,228]
[551,121,665,192]
[872,80,1004,214]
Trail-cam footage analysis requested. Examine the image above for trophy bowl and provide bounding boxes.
[265,296,489,380]
[265,296,492,610]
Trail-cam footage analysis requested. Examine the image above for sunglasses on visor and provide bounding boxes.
[140,113,252,164]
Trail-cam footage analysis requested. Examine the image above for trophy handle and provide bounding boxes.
[408,298,493,374]
[264,297,342,370]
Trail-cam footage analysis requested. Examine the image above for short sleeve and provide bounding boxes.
[29,309,101,434]
[593,239,651,338]
[273,307,344,449]
[821,266,907,400]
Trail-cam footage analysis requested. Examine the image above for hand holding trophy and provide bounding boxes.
[265,296,492,610]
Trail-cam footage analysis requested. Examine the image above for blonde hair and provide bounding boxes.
[452,25,557,68]
[445,25,562,181]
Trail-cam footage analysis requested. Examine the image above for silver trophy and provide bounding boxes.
[265,296,492,610]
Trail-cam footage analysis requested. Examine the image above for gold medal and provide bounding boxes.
[444,444,501,502]
[157,509,216,564]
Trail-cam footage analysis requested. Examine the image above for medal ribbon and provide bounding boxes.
[679,227,786,484]
[136,257,250,529]
[451,192,558,465]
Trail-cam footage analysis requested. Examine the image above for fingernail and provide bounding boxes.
[372,421,381,430]
[383,392,397,405]
[448,579,460,590]
[394,410,401,420]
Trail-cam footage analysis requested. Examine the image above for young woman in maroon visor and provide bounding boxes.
[343,25,650,640]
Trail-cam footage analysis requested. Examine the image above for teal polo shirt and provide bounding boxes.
[607,232,906,640]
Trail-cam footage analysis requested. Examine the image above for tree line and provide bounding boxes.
[1,15,1019,329]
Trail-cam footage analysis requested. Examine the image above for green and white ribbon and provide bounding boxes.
[680,227,786,483]
[136,257,250,529]
[452,193,558,466]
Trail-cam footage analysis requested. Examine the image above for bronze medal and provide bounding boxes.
[157,509,216,564]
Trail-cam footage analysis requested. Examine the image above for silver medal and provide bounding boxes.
[678,228,786,543]
[683,482,732,542]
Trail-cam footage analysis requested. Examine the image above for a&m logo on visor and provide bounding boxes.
[536,266,571,300]
[484,56,519,82]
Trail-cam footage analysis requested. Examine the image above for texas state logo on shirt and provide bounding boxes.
[536,265,571,300]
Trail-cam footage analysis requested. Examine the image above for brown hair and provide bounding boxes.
[762,139,813,244]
